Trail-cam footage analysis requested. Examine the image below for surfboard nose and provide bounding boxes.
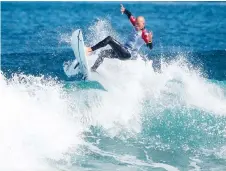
[70,29,90,80]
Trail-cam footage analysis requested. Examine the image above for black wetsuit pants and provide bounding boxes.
[91,36,131,71]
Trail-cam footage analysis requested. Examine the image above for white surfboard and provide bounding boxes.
[71,29,90,80]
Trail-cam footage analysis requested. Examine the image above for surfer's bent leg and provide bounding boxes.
[91,49,117,71]
[91,36,131,59]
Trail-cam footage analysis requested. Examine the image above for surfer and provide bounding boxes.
[86,4,153,72]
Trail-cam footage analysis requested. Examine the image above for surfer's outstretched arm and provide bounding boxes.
[120,4,136,26]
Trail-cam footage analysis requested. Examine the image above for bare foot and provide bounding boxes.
[85,47,93,56]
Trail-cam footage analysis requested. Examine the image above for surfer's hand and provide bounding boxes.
[148,32,153,42]
[120,4,125,14]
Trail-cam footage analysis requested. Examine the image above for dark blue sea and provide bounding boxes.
[1,2,226,171]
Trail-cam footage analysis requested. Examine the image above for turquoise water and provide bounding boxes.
[1,2,226,171]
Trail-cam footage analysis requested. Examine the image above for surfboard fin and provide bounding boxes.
[74,62,80,69]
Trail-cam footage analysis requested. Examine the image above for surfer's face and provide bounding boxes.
[135,16,145,31]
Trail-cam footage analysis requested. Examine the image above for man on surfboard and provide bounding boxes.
[86,4,153,72]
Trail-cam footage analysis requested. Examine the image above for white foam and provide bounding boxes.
[86,142,180,171]
[59,33,72,45]
[0,73,84,171]
[159,58,226,115]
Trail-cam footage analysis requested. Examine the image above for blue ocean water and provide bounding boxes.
[1,2,226,171]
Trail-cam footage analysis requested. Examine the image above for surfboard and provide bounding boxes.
[71,29,90,80]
